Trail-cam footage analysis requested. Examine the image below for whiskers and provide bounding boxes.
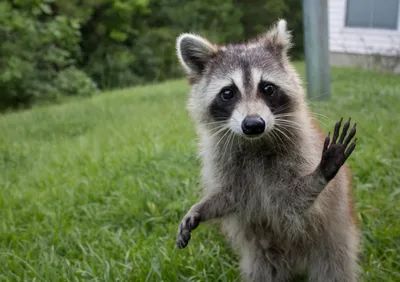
[309,112,332,127]
[204,121,237,159]
[274,114,303,131]
[305,100,334,127]
[272,114,302,152]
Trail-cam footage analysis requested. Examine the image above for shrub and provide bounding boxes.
[55,67,98,97]
[0,1,83,109]
[0,0,304,110]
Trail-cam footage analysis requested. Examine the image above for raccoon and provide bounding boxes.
[175,19,360,282]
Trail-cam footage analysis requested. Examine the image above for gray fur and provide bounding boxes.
[176,19,360,282]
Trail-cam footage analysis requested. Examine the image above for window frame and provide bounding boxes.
[344,0,400,32]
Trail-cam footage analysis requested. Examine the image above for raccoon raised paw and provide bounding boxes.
[318,117,357,182]
[177,210,201,249]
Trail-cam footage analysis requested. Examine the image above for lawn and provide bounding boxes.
[0,63,399,281]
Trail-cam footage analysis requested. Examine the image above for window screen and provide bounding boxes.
[346,0,399,30]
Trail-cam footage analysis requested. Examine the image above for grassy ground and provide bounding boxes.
[0,63,399,281]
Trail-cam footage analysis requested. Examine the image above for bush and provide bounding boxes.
[0,1,87,109]
[84,44,141,90]
[0,0,304,110]
[131,28,182,83]
[55,67,98,97]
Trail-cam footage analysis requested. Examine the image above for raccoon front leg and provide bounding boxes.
[176,191,236,249]
[291,118,357,213]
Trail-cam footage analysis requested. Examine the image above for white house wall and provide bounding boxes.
[328,0,400,56]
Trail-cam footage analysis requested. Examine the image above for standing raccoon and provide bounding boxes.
[175,20,360,282]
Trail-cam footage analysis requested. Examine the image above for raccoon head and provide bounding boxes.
[176,19,305,141]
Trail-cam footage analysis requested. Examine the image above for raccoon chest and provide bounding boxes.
[231,163,279,195]
[225,160,292,227]
[232,171,278,218]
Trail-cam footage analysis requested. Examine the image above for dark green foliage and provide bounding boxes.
[0,1,96,109]
[284,0,305,60]
[55,67,98,97]
[0,0,304,110]
[235,0,304,59]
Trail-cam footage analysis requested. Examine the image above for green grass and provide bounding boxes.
[0,63,399,281]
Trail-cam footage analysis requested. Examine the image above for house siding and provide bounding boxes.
[328,0,400,56]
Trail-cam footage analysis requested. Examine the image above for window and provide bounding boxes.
[345,0,399,30]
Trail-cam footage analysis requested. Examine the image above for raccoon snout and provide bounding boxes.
[241,115,266,136]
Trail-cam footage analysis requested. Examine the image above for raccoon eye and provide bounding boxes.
[220,88,235,101]
[261,83,276,96]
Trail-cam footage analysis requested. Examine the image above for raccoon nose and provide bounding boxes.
[241,116,265,136]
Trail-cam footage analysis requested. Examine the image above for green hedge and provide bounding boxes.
[0,0,303,110]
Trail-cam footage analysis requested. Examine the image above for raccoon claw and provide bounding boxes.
[177,227,191,249]
[176,211,201,249]
[318,117,357,181]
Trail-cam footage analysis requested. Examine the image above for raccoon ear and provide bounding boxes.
[176,33,218,76]
[263,19,292,53]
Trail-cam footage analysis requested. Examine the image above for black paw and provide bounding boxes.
[176,211,201,249]
[318,117,357,181]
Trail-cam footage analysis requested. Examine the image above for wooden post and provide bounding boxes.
[303,0,331,100]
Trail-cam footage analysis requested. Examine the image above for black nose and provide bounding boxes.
[241,116,265,136]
